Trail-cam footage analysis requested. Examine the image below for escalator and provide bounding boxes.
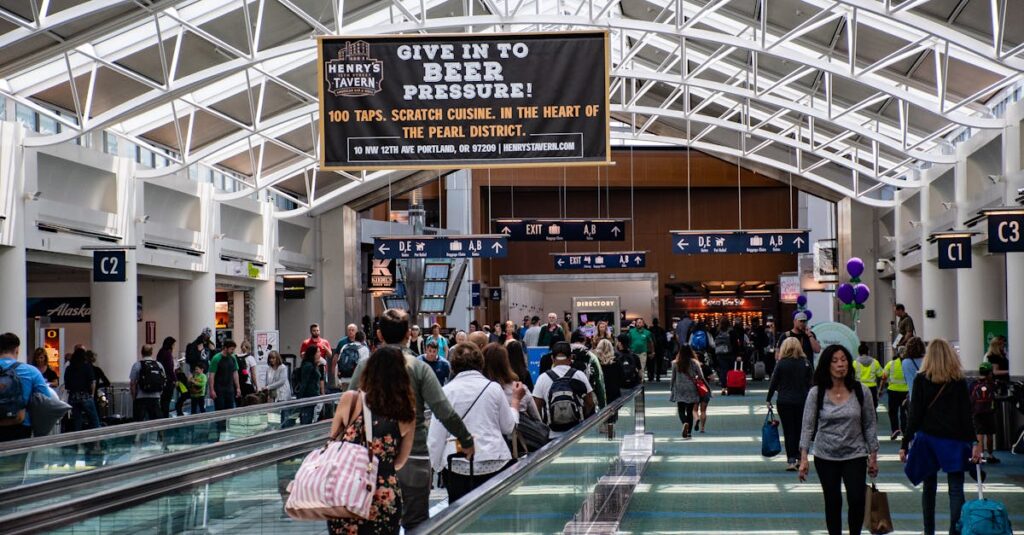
[6,389,652,535]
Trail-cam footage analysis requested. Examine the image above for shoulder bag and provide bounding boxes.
[286,392,378,520]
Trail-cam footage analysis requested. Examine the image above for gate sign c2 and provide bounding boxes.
[987,211,1024,253]
[317,32,610,170]
[671,230,809,254]
[495,219,625,241]
[93,250,126,282]
[936,235,972,269]
[373,236,508,259]
[554,252,646,270]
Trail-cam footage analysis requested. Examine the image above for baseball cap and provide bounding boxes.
[794,312,808,322]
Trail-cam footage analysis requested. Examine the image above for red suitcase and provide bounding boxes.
[726,361,746,395]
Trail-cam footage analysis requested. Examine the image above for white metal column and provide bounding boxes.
[0,122,26,345]
[91,249,139,382]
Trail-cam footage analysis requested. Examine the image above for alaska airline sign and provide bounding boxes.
[317,32,610,170]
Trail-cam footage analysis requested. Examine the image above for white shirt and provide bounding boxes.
[427,370,519,474]
[532,364,593,438]
[265,364,293,401]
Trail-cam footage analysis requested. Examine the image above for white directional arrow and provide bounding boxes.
[377,243,390,255]
[491,242,503,253]
[501,226,511,234]
[634,255,642,265]
[793,236,806,247]
[611,226,621,236]
[557,258,565,266]
[677,239,689,249]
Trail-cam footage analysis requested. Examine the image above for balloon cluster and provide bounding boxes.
[793,295,812,321]
[837,258,870,313]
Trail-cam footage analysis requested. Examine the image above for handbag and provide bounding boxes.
[692,373,710,398]
[761,406,782,457]
[864,479,894,534]
[286,392,378,520]
[29,391,71,437]
[515,410,551,451]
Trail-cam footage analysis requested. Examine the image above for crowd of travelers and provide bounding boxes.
[1,299,1017,535]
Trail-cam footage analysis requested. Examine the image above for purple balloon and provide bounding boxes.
[836,283,855,304]
[846,257,865,279]
[854,283,871,305]
[804,309,813,321]
[796,295,808,307]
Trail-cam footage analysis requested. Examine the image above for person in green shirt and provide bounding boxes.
[208,341,240,411]
[629,319,655,381]
[187,361,208,414]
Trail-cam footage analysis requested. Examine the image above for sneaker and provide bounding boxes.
[890,430,901,441]
[785,463,797,472]
[693,421,700,432]
[682,423,691,439]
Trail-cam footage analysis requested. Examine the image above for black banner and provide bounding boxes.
[317,32,609,170]
[494,219,625,241]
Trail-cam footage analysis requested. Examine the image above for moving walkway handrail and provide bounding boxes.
[0,419,330,510]
[0,393,339,455]
[409,385,646,535]
[0,424,332,535]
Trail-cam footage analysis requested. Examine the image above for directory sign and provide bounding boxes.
[554,252,646,269]
[373,236,508,259]
[936,235,972,269]
[494,219,625,241]
[318,32,610,170]
[670,230,809,254]
[986,210,1024,253]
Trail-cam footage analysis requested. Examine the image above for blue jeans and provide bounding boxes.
[70,396,100,431]
[922,470,965,535]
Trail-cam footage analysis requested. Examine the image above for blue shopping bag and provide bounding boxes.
[761,407,782,458]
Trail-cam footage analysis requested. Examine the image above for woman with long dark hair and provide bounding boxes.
[670,345,706,439]
[157,337,176,417]
[899,339,979,535]
[64,348,99,431]
[504,340,534,391]
[798,345,879,535]
[32,348,58,388]
[328,346,415,535]
[483,343,541,421]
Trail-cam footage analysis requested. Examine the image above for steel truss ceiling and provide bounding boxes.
[1,0,1021,214]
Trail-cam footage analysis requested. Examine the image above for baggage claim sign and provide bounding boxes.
[317,32,610,170]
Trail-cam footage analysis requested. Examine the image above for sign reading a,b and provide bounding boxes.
[93,250,126,282]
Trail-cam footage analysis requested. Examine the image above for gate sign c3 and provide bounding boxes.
[317,32,610,170]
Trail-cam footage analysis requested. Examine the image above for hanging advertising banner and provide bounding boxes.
[368,259,397,293]
[779,272,800,303]
[317,32,610,170]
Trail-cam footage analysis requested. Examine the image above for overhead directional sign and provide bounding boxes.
[373,235,508,259]
[554,252,646,270]
[934,234,973,269]
[670,229,810,255]
[494,219,625,241]
[984,209,1024,253]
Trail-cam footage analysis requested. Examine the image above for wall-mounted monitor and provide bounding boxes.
[423,280,449,296]
[420,297,447,313]
[424,263,450,280]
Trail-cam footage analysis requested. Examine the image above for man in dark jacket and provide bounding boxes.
[649,318,667,381]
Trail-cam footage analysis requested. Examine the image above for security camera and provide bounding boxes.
[876,258,894,275]
[876,259,887,273]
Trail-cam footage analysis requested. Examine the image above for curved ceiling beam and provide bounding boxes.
[371,14,1007,129]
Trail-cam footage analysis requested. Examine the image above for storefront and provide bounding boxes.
[668,296,776,329]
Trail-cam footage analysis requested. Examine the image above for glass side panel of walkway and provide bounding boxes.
[619,382,1024,534]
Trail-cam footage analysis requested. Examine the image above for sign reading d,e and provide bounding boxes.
[93,250,126,282]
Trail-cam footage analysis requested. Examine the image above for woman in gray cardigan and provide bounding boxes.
[670,345,707,439]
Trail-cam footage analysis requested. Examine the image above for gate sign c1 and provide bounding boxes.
[985,209,1024,253]
[933,233,973,269]
[554,252,646,270]
[317,32,610,170]
[495,219,625,241]
[671,229,810,254]
[373,235,508,259]
[93,250,126,282]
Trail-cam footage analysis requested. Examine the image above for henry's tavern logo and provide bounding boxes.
[325,41,384,97]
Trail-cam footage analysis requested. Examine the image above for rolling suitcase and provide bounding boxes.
[958,462,1012,535]
[726,361,746,396]
[753,360,767,381]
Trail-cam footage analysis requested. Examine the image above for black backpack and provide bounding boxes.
[714,331,732,356]
[137,360,166,393]
[620,353,639,388]
[0,362,26,425]
[570,347,596,384]
[338,343,363,378]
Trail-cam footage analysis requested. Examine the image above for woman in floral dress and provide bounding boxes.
[328,346,415,535]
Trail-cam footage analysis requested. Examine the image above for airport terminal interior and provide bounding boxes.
[1,0,1023,533]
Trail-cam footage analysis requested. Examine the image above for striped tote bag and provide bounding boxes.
[286,392,379,520]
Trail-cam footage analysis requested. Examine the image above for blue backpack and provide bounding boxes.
[690,330,708,352]
[0,362,26,426]
[959,465,1012,535]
